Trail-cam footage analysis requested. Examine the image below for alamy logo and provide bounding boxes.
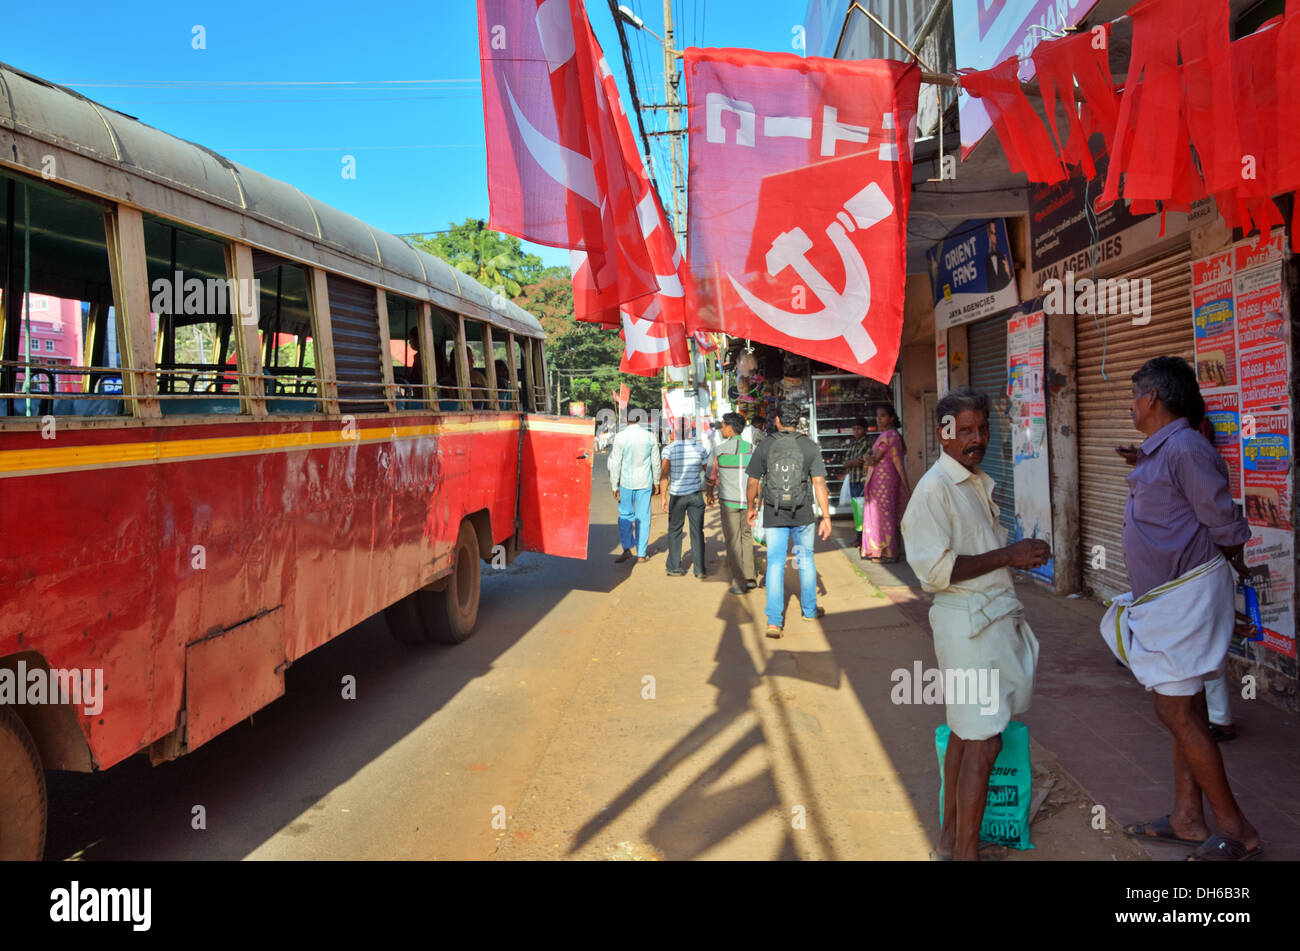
[150,270,260,322]
[890,660,1000,715]
[1042,271,1151,325]
[50,882,151,931]
[0,660,103,716]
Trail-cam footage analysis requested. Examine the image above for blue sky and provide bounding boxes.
[4,0,809,269]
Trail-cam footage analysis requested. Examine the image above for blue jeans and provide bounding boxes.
[765,522,818,627]
[618,487,653,556]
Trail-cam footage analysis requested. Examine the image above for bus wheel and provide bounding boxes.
[0,705,46,860]
[431,519,481,644]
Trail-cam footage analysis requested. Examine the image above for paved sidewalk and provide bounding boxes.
[496,493,1140,860]
[839,531,1300,862]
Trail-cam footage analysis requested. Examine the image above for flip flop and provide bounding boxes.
[1122,815,1202,847]
[1186,833,1264,861]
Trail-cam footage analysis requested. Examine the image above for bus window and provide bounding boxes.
[493,335,516,410]
[253,253,319,414]
[429,309,458,410]
[514,335,535,412]
[326,273,384,414]
[0,170,125,418]
[143,214,238,415]
[463,318,490,410]
[386,293,423,410]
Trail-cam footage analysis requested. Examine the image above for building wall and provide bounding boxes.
[897,340,934,487]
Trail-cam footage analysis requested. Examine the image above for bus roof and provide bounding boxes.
[0,61,546,339]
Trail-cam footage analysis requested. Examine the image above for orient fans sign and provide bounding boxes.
[684,49,919,383]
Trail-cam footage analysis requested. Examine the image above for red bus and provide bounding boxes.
[0,62,593,860]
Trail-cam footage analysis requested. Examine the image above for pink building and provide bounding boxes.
[0,292,85,392]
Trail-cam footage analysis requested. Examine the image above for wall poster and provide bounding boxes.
[1007,306,1052,584]
[1192,233,1295,663]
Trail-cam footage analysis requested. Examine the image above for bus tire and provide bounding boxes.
[431,519,481,644]
[0,705,47,861]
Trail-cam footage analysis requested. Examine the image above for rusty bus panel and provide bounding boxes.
[184,610,287,752]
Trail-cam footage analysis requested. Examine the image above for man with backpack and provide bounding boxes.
[745,401,831,638]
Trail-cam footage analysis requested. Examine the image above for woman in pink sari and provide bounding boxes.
[860,405,910,562]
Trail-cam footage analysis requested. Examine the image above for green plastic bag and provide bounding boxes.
[851,497,864,532]
[934,720,1034,850]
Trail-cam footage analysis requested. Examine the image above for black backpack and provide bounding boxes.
[763,432,810,513]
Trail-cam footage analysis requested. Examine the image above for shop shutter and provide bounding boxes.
[1076,247,1194,599]
[327,273,384,413]
[967,313,1015,536]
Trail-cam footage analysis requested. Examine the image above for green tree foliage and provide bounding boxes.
[415,223,660,416]
[514,271,659,414]
[411,219,544,298]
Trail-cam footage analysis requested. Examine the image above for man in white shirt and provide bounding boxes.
[608,418,661,563]
[901,387,1050,861]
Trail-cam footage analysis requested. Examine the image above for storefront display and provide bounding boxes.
[810,372,898,515]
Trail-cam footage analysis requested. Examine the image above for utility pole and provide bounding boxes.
[661,0,684,243]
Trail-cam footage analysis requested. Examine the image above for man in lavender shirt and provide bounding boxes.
[1108,356,1260,860]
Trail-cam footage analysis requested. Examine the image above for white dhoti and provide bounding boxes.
[929,587,1039,741]
[1100,555,1235,696]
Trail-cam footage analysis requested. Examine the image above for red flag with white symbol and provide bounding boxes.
[478,0,656,318]
[683,49,919,383]
[619,302,691,376]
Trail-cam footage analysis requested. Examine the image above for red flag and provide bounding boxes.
[1101,0,1237,209]
[1032,27,1120,179]
[1278,3,1300,249]
[1216,17,1284,244]
[478,0,656,317]
[620,308,690,376]
[579,42,695,335]
[960,58,1065,185]
[684,49,919,383]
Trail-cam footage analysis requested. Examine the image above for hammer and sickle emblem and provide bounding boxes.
[727,182,893,362]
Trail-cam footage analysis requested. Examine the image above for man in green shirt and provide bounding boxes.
[706,412,756,595]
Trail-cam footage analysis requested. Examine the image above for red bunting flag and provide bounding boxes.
[683,49,919,383]
[1031,26,1120,180]
[477,0,657,319]
[1101,0,1237,210]
[1277,3,1300,249]
[1219,17,1284,243]
[959,58,1065,185]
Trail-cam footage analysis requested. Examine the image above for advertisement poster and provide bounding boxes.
[1193,278,1236,388]
[928,218,1020,330]
[1006,308,1052,583]
[1192,233,1294,663]
[1240,342,1289,412]
[1235,267,1287,352]
[1205,390,1242,500]
[1245,529,1297,659]
[1243,410,1291,532]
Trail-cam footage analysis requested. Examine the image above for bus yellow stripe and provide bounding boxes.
[0,418,521,477]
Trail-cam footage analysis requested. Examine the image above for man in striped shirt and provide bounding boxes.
[707,412,756,595]
[660,424,711,577]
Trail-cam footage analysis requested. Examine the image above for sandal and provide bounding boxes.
[1186,833,1263,861]
[1123,815,1202,847]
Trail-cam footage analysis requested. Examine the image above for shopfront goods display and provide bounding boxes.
[810,373,898,515]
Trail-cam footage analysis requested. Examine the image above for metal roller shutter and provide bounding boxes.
[968,313,1016,536]
[327,273,384,413]
[1077,247,1194,598]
